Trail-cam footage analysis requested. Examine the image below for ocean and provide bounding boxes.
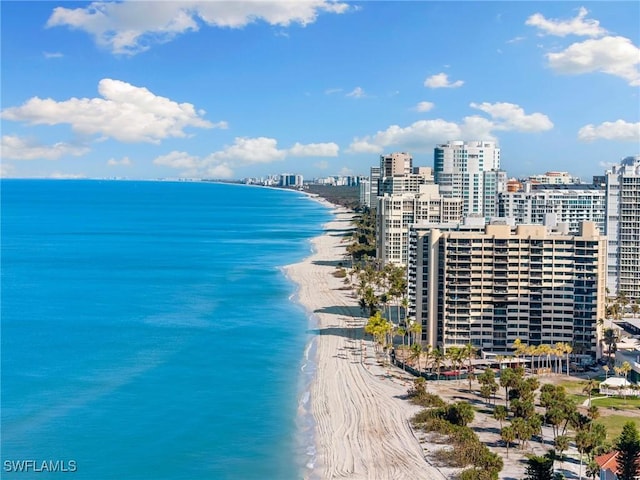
[1,179,332,479]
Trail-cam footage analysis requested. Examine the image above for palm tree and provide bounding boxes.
[463,343,477,391]
[408,343,423,372]
[603,364,610,379]
[583,378,598,407]
[432,347,444,383]
[603,328,618,364]
[563,343,573,376]
[501,425,516,458]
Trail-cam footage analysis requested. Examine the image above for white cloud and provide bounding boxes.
[525,7,607,38]
[288,142,339,157]
[546,36,640,86]
[1,78,221,143]
[1,134,90,160]
[346,87,366,98]
[578,120,640,142]
[347,102,552,153]
[208,137,286,164]
[153,151,202,170]
[43,51,64,58]
[154,137,337,178]
[506,36,525,44]
[424,73,464,89]
[469,102,553,132]
[348,119,468,154]
[324,88,343,95]
[414,101,435,112]
[107,156,132,167]
[46,1,351,55]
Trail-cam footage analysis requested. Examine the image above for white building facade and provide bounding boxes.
[498,184,606,234]
[434,140,505,218]
[605,156,640,300]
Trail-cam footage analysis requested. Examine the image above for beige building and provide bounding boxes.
[408,221,606,357]
[376,184,462,266]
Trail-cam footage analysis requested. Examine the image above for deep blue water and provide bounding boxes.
[1,179,331,479]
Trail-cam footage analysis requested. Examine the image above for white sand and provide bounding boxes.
[285,200,447,480]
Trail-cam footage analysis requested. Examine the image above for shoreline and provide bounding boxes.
[285,198,446,480]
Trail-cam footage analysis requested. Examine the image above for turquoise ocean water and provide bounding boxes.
[1,179,331,479]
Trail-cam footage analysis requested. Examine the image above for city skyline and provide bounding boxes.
[1,1,639,181]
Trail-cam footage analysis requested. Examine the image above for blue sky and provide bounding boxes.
[1,1,638,181]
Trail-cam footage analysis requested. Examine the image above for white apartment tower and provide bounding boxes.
[408,221,606,357]
[498,184,606,234]
[434,140,505,217]
[605,156,640,300]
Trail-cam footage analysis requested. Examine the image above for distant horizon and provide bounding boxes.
[2,2,638,180]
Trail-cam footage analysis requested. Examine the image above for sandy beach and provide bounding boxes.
[285,199,446,480]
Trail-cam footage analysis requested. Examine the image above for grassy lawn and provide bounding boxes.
[591,396,640,409]
[596,415,640,441]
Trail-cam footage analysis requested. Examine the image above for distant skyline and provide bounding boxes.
[1,1,638,181]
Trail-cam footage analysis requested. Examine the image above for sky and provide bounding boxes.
[1,1,639,182]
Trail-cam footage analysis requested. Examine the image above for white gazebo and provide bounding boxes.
[599,377,636,397]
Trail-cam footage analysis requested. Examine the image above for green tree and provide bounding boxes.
[583,378,598,406]
[501,425,516,458]
[615,421,640,480]
[524,451,555,480]
[445,401,475,427]
[493,405,508,429]
[555,435,570,465]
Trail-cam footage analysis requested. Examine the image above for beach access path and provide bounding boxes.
[285,200,446,480]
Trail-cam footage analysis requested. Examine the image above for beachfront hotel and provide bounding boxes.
[407,220,607,358]
[604,155,640,301]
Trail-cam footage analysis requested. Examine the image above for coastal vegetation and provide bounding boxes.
[410,391,503,480]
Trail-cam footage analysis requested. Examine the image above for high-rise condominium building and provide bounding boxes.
[408,221,606,357]
[380,152,413,177]
[605,156,640,300]
[376,184,462,266]
[434,140,505,218]
[368,166,381,209]
[498,184,606,234]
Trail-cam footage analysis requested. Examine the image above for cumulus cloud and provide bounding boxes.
[154,137,338,178]
[1,134,90,160]
[46,1,351,55]
[1,78,221,143]
[424,73,464,89]
[348,119,471,154]
[578,120,640,142]
[107,156,132,167]
[546,36,640,86]
[414,101,435,112]
[288,142,339,156]
[346,87,366,98]
[526,7,607,37]
[347,102,552,153]
[469,102,553,132]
